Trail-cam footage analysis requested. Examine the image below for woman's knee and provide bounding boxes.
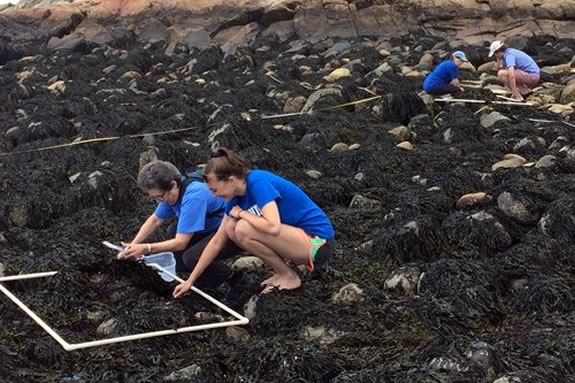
[497,69,508,80]
[225,218,238,241]
[234,219,256,245]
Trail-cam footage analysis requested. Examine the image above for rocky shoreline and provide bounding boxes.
[1,0,575,57]
[1,17,575,383]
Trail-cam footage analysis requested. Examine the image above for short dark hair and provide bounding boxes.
[137,160,181,191]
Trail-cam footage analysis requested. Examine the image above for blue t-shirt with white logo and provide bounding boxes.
[423,60,458,93]
[503,48,540,75]
[225,170,335,239]
[154,181,225,234]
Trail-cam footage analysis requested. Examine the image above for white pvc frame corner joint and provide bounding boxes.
[0,266,249,351]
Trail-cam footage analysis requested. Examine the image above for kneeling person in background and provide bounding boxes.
[423,51,469,96]
[489,40,540,101]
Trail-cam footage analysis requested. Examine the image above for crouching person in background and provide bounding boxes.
[423,51,469,96]
[489,40,540,101]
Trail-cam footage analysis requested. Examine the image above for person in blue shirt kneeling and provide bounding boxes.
[173,147,336,297]
[423,51,469,96]
[120,160,242,288]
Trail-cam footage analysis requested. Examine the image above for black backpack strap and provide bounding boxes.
[177,173,225,220]
[176,176,192,206]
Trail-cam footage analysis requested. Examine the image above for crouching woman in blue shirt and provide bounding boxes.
[121,160,241,288]
[173,147,335,297]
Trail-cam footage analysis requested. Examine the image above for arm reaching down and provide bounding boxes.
[119,214,163,258]
[121,214,192,259]
[451,78,464,92]
[122,233,192,259]
[173,216,230,298]
[132,214,163,244]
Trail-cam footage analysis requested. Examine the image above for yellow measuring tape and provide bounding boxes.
[322,95,382,110]
[1,87,384,156]
[261,91,382,120]
[0,126,200,157]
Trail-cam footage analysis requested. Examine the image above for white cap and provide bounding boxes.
[488,40,504,57]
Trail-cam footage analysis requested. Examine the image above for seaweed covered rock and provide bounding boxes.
[372,92,426,125]
[492,235,565,295]
[407,113,435,140]
[442,211,513,255]
[497,191,543,224]
[438,107,491,145]
[384,265,422,295]
[538,197,575,243]
[495,178,556,224]
[373,215,448,265]
[416,258,502,334]
[510,275,575,316]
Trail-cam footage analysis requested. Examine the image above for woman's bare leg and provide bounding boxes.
[498,69,511,91]
[227,218,280,286]
[234,219,311,291]
[225,218,239,243]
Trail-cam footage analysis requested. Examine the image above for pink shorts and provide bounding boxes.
[499,69,539,89]
[514,70,539,88]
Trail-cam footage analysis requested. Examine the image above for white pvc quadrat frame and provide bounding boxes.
[0,264,249,351]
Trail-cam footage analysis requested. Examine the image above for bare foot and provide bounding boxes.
[260,274,279,287]
[276,273,302,290]
[511,91,524,101]
[260,284,278,294]
[261,272,302,294]
[518,86,531,95]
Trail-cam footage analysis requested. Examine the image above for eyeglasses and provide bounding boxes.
[151,189,169,201]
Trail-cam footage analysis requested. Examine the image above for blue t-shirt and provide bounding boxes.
[154,181,225,234]
[503,48,540,75]
[225,170,335,239]
[423,60,458,93]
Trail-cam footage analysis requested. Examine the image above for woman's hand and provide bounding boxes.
[229,206,243,220]
[496,58,502,69]
[173,280,193,298]
[120,242,147,259]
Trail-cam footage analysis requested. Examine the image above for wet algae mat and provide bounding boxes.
[1,33,575,382]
